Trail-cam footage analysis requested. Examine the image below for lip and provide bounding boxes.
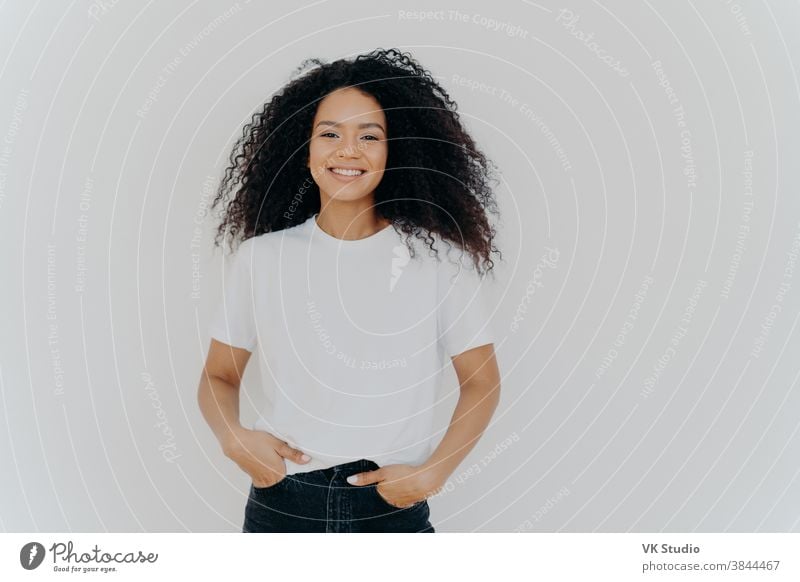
[327,166,367,181]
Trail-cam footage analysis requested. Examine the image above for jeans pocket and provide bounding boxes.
[252,473,289,493]
[372,484,424,510]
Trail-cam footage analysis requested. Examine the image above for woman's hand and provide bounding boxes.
[222,428,311,488]
[347,463,445,508]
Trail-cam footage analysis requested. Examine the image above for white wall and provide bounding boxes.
[0,0,798,532]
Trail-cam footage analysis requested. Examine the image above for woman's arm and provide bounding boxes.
[342,343,501,506]
[197,339,251,454]
[197,338,311,486]
[418,343,501,493]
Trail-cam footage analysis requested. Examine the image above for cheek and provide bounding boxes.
[308,142,331,174]
[368,146,388,171]
[308,141,323,163]
[307,144,327,183]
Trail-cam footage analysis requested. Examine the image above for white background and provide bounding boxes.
[0,0,798,532]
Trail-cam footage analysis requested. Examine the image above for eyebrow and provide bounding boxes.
[315,120,386,133]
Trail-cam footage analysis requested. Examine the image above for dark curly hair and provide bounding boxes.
[210,47,502,274]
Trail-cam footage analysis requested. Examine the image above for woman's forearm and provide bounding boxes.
[419,377,501,491]
[197,373,244,454]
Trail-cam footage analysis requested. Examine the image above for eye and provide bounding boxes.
[361,135,379,141]
[320,132,338,138]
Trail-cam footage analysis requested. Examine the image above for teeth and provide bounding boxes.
[330,168,364,176]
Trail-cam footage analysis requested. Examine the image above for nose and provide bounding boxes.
[336,135,362,159]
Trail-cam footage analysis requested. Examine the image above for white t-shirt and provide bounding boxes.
[207,213,496,475]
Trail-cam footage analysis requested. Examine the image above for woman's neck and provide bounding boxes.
[315,200,390,240]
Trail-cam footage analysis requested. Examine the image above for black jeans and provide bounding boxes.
[242,458,435,533]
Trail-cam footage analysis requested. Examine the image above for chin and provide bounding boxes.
[328,192,373,203]
[326,183,380,201]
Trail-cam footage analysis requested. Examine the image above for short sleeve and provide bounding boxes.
[436,253,497,358]
[207,238,258,351]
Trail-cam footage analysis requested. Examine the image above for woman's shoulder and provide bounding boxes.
[394,230,488,290]
[243,217,314,251]
[424,231,480,270]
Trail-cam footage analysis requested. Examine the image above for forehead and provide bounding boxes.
[314,87,385,122]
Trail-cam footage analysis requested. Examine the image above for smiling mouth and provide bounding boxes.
[328,167,366,177]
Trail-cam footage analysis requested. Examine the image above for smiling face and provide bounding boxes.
[307,87,388,205]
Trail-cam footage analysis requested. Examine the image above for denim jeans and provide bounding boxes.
[242,458,435,533]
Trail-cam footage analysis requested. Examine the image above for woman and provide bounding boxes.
[198,48,502,532]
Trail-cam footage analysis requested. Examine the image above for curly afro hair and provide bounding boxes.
[210,47,502,274]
